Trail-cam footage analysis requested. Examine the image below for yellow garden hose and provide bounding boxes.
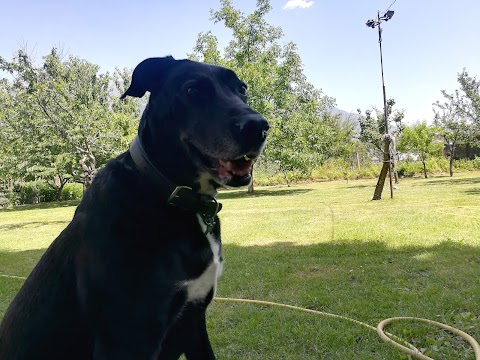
[2,274,479,358]
[377,316,480,360]
[214,297,480,360]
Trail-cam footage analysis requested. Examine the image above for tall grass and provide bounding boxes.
[254,157,480,186]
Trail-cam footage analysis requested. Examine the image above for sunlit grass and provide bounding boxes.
[1,173,479,359]
[219,173,480,248]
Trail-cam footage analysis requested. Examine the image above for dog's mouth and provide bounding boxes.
[218,156,255,180]
[186,142,257,187]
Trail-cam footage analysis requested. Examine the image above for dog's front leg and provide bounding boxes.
[157,303,215,360]
[91,298,168,360]
[93,322,166,360]
[183,309,215,360]
[93,321,168,360]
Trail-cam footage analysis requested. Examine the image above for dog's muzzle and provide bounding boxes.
[212,115,268,185]
[234,114,270,153]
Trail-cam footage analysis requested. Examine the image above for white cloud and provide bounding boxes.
[283,0,314,10]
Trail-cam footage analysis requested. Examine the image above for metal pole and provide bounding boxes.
[377,12,394,199]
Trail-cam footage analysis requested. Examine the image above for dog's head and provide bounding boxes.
[122,56,269,190]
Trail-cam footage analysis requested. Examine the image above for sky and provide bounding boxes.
[1,0,479,124]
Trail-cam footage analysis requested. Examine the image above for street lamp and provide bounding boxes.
[366,10,395,200]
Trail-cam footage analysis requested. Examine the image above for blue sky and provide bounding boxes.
[2,0,479,123]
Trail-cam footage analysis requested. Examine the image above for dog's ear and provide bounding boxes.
[120,56,177,99]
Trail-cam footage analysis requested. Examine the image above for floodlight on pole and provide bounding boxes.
[366,9,395,200]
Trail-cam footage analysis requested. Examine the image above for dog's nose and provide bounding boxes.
[236,115,270,145]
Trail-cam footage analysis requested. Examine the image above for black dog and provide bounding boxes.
[0,57,269,359]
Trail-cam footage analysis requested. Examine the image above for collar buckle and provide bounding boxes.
[167,186,195,209]
[168,186,222,234]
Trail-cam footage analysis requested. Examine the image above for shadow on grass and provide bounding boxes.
[0,200,81,213]
[345,184,372,189]
[211,240,480,359]
[0,248,47,317]
[217,240,480,339]
[0,221,68,231]
[0,248,46,273]
[420,177,480,186]
[1,240,479,358]
[464,187,480,195]
[218,188,313,200]
[2,240,479,303]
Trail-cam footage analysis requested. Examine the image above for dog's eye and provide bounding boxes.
[187,87,200,97]
[185,80,214,101]
[238,85,247,96]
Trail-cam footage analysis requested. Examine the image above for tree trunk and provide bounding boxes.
[449,145,455,177]
[56,184,64,201]
[53,175,68,201]
[283,170,290,187]
[422,160,428,178]
[389,138,399,184]
[248,167,254,193]
[392,163,399,184]
[372,137,392,200]
[79,152,97,190]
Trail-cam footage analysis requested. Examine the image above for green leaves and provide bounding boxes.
[0,48,141,190]
[432,69,479,176]
[357,98,405,154]
[397,122,443,178]
[456,69,480,126]
[398,122,442,158]
[191,0,352,176]
[433,68,479,146]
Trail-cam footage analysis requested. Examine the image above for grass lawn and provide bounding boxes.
[1,172,479,359]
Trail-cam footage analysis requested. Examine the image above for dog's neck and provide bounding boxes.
[196,172,219,197]
[129,136,222,234]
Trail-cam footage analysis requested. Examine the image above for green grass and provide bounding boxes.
[1,174,480,359]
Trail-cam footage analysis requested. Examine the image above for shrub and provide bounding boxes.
[61,183,84,200]
[354,163,381,179]
[7,181,58,205]
[396,157,450,178]
[311,158,351,181]
[454,158,476,171]
[0,195,11,208]
[472,156,480,169]
[426,157,449,173]
[253,157,480,186]
[397,161,420,178]
[41,184,58,203]
[254,158,382,186]
[9,182,41,205]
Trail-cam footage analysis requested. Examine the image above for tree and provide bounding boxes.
[456,69,480,126]
[357,98,405,153]
[433,96,471,177]
[432,69,479,177]
[397,122,443,178]
[357,98,405,195]
[0,48,140,196]
[190,0,351,190]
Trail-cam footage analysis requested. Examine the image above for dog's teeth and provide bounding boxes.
[219,159,233,171]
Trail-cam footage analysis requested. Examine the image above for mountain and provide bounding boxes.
[330,106,361,131]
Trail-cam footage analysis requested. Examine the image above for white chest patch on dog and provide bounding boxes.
[181,215,224,302]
